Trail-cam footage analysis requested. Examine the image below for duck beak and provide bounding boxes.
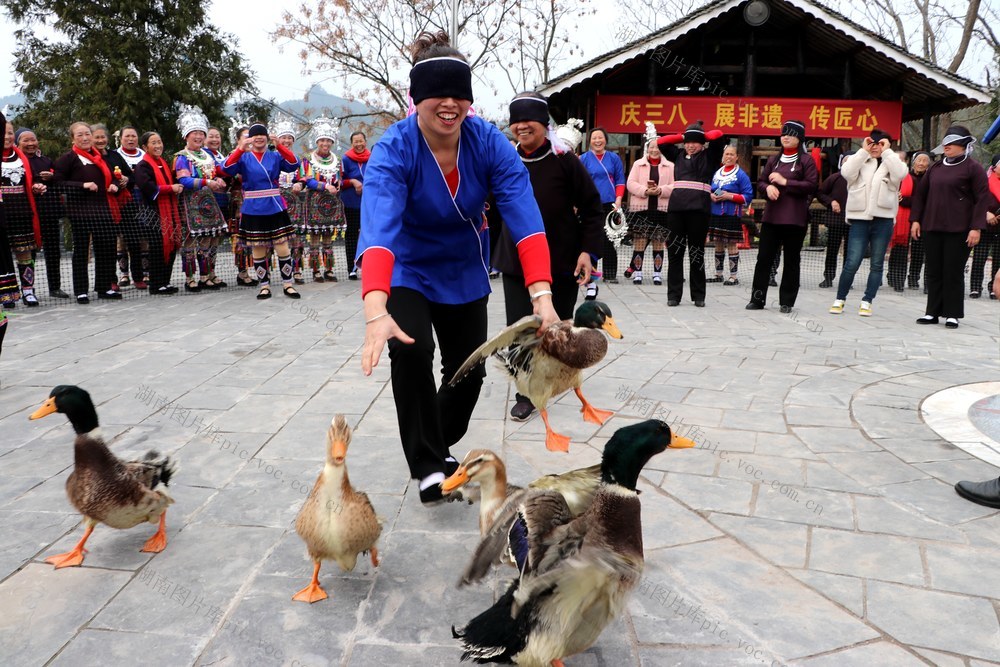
[668,434,697,449]
[331,439,347,464]
[30,397,57,420]
[602,317,624,339]
[441,466,470,493]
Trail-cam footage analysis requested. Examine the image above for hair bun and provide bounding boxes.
[410,30,454,63]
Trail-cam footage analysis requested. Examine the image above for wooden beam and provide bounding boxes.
[744,30,755,97]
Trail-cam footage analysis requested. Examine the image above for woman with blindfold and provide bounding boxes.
[356,31,557,506]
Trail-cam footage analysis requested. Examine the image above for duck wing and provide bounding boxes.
[460,488,573,586]
[538,326,609,370]
[122,451,177,492]
[529,463,602,516]
[448,315,542,386]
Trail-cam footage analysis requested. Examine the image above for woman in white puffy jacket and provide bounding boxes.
[829,129,908,316]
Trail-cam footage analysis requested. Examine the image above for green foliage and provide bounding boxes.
[3,0,258,155]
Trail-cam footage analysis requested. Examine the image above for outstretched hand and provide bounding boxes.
[362,315,414,376]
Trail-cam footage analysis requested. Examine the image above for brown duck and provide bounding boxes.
[450,301,623,453]
[293,414,382,603]
[29,385,176,568]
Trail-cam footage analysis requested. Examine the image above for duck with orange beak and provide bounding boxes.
[292,414,382,603]
[449,300,624,453]
[29,385,176,568]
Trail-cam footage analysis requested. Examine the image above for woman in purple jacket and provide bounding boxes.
[910,125,989,329]
[746,120,818,312]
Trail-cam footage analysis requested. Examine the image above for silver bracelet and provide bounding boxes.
[530,290,553,301]
[365,312,390,325]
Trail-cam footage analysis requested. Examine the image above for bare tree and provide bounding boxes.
[273,0,589,125]
[616,0,705,35]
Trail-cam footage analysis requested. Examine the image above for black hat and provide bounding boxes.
[509,95,549,126]
[991,154,1000,169]
[780,120,806,141]
[248,123,268,138]
[683,120,706,144]
[869,128,892,145]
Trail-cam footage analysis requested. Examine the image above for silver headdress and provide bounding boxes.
[555,118,585,153]
[228,116,251,147]
[270,113,299,140]
[309,117,340,145]
[177,104,209,139]
[644,121,658,155]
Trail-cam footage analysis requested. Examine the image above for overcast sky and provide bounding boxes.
[0,0,625,117]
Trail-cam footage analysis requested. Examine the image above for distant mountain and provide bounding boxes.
[0,93,26,117]
[228,85,385,143]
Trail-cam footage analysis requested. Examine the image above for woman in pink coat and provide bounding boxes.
[624,138,673,285]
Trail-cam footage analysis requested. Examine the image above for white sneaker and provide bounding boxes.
[585,283,598,301]
[829,299,845,314]
[859,301,872,317]
[632,271,643,285]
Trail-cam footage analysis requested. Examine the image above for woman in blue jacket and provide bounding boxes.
[356,31,558,505]
[579,127,625,294]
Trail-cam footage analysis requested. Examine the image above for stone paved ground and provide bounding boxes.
[1,269,999,667]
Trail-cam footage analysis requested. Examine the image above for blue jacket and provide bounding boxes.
[710,166,754,217]
[221,148,299,216]
[357,114,547,305]
[579,150,625,204]
[340,152,366,209]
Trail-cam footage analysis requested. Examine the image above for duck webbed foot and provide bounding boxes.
[141,512,168,553]
[575,388,613,425]
[540,410,571,453]
[46,523,95,569]
[292,562,329,603]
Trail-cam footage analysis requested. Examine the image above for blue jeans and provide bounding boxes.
[836,217,894,302]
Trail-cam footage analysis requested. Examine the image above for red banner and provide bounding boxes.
[595,95,902,140]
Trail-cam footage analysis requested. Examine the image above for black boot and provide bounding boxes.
[955,477,1000,508]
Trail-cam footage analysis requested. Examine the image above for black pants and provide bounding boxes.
[502,273,578,325]
[970,230,1000,293]
[665,209,709,302]
[387,287,488,481]
[908,237,925,286]
[824,221,848,281]
[39,209,63,291]
[71,214,116,296]
[344,207,360,273]
[600,203,617,280]
[140,207,177,290]
[924,231,971,318]
[750,223,807,307]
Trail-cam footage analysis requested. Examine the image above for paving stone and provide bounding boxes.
[661,472,754,515]
[822,452,931,487]
[719,409,788,434]
[346,643,468,667]
[808,529,924,585]
[90,524,283,636]
[51,630,205,667]
[914,458,1000,484]
[794,641,928,666]
[786,569,865,617]
[854,496,966,543]
[792,427,882,453]
[753,483,855,530]
[923,542,1000,599]
[637,646,769,666]
[802,461,873,494]
[637,480,722,550]
[911,647,969,667]
[650,539,878,660]
[210,393,310,433]
[0,563,132,667]
[784,405,854,428]
[873,437,970,463]
[866,580,1000,662]
[753,433,821,460]
[707,514,809,568]
[877,478,998,525]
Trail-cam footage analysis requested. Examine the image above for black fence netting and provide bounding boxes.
[1,183,358,308]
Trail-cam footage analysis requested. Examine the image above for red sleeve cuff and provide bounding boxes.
[224,149,244,168]
[275,144,297,163]
[731,194,745,204]
[705,129,724,141]
[158,185,172,195]
[342,178,352,188]
[615,185,625,198]
[360,247,394,298]
[658,133,683,146]
[516,233,552,285]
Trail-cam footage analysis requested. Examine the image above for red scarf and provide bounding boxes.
[142,153,181,261]
[347,147,371,163]
[71,145,123,223]
[4,147,41,245]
